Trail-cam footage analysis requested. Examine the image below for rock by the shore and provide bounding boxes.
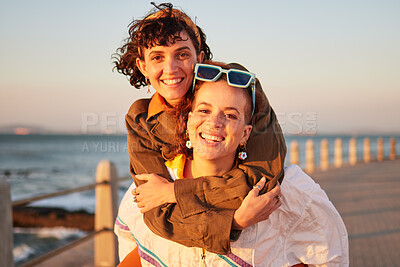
[13,206,94,231]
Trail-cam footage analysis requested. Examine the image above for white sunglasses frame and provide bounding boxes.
[192,63,256,117]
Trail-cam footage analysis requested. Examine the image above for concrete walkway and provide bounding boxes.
[35,237,95,267]
[312,158,400,267]
[35,159,400,266]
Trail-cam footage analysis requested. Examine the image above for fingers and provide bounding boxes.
[136,200,150,213]
[249,178,283,204]
[131,187,139,195]
[135,174,149,181]
[135,173,164,182]
[136,200,144,208]
[132,187,140,204]
[275,198,282,209]
[257,183,282,207]
[251,177,266,195]
[132,193,147,213]
[269,182,281,198]
[131,185,148,213]
[137,203,146,213]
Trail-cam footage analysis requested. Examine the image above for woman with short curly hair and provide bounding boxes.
[113,1,286,256]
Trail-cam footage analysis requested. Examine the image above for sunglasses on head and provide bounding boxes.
[192,63,256,117]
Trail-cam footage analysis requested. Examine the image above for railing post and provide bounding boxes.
[320,139,329,170]
[377,138,384,162]
[390,137,396,160]
[95,160,118,267]
[0,179,14,267]
[334,138,343,168]
[290,140,299,165]
[349,138,357,165]
[305,139,314,173]
[363,138,371,163]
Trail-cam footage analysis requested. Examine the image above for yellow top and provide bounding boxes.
[164,154,186,180]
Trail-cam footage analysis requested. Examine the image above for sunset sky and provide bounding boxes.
[1,0,399,135]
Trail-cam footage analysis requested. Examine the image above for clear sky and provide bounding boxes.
[1,0,399,135]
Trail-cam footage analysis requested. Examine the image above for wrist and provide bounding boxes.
[232,210,246,230]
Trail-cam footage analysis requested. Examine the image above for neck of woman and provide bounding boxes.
[185,154,235,179]
[162,94,183,108]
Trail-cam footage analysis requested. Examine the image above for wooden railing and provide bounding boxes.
[0,160,130,267]
[289,137,397,173]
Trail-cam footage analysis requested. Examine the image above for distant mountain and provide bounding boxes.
[0,124,52,135]
[0,124,127,135]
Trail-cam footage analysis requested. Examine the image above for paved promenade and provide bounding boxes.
[312,158,400,267]
[35,159,400,266]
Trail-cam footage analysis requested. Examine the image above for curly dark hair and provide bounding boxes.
[112,2,213,88]
[172,60,263,158]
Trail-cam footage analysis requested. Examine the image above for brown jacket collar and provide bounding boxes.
[147,92,167,120]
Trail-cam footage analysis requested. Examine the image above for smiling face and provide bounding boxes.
[187,80,253,162]
[136,31,204,106]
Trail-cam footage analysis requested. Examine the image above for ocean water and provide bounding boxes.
[1,134,131,204]
[0,133,398,264]
[0,134,132,265]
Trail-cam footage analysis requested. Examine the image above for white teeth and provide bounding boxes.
[201,133,223,142]
[162,78,182,85]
